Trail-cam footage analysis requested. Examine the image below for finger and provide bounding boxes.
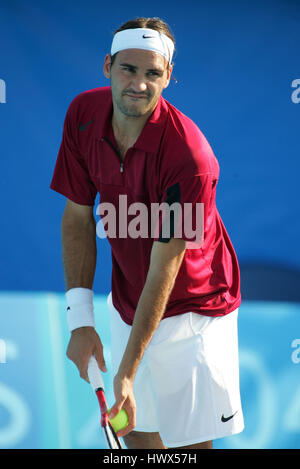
[117,414,136,438]
[95,345,107,373]
[79,354,90,382]
[109,400,125,420]
[116,402,136,438]
[116,415,136,438]
[117,423,135,438]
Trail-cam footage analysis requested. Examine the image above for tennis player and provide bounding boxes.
[50,17,244,449]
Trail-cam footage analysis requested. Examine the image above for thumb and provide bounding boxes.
[108,401,124,420]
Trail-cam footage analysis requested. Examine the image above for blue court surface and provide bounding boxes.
[0,293,299,449]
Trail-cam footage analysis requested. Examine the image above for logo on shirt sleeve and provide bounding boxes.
[79,119,95,132]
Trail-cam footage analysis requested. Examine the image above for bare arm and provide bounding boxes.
[118,237,186,380]
[109,237,186,433]
[61,198,97,290]
[62,199,106,379]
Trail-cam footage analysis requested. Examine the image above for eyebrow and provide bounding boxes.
[119,62,164,73]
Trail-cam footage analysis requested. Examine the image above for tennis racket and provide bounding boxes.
[88,355,123,449]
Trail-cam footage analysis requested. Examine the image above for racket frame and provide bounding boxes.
[95,387,123,449]
[88,356,123,449]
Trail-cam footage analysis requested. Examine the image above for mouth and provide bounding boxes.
[124,93,148,100]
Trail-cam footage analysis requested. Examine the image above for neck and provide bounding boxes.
[112,113,146,143]
[112,108,153,145]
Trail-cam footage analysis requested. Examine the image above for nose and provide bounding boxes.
[130,74,148,93]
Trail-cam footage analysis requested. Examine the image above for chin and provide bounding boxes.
[125,109,146,118]
[124,103,150,117]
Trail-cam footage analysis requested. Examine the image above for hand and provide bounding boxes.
[109,373,136,438]
[66,326,107,381]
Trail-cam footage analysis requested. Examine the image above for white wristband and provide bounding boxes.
[66,287,95,332]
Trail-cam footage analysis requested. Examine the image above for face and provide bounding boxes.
[103,49,172,118]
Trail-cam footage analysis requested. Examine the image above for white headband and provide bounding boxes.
[111,28,174,64]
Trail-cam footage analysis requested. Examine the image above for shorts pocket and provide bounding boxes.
[188,312,215,336]
[149,313,194,347]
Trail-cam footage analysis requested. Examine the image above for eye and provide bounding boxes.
[148,71,164,79]
[122,66,135,73]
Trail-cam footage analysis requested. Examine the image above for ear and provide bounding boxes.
[103,54,112,79]
[163,64,173,89]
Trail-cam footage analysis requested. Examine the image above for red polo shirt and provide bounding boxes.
[50,86,241,325]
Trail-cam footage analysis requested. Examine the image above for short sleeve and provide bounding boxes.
[50,103,97,206]
[153,174,213,249]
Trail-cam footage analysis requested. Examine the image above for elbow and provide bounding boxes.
[61,210,96,236]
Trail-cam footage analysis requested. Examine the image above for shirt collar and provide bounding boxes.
[100,87,169,154]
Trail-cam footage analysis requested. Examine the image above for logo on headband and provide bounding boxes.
[142,34,155,39]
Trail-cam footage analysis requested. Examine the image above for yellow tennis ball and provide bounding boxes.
[108,408,129,433]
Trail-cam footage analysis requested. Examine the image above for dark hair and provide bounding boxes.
[110,17,176,77]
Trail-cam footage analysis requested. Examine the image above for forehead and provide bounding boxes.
[114,48,167,69]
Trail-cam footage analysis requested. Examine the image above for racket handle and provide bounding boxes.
[88,355,105,391]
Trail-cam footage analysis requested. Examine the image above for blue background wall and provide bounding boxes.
[0,0,300,449]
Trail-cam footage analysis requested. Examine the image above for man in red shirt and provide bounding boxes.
[50,17,244,449]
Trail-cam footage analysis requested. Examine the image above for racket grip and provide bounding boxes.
[88,356,105,391]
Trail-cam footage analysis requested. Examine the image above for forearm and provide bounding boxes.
[117,240,185,380]
[118,275,174,380]
[61,214,97,291]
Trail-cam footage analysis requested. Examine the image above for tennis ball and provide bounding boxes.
[108,408,129,433]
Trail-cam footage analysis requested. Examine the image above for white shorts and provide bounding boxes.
[108,293,244,448]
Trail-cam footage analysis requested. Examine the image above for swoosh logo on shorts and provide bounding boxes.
[79,119,95,131]
[221,411,238,422]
